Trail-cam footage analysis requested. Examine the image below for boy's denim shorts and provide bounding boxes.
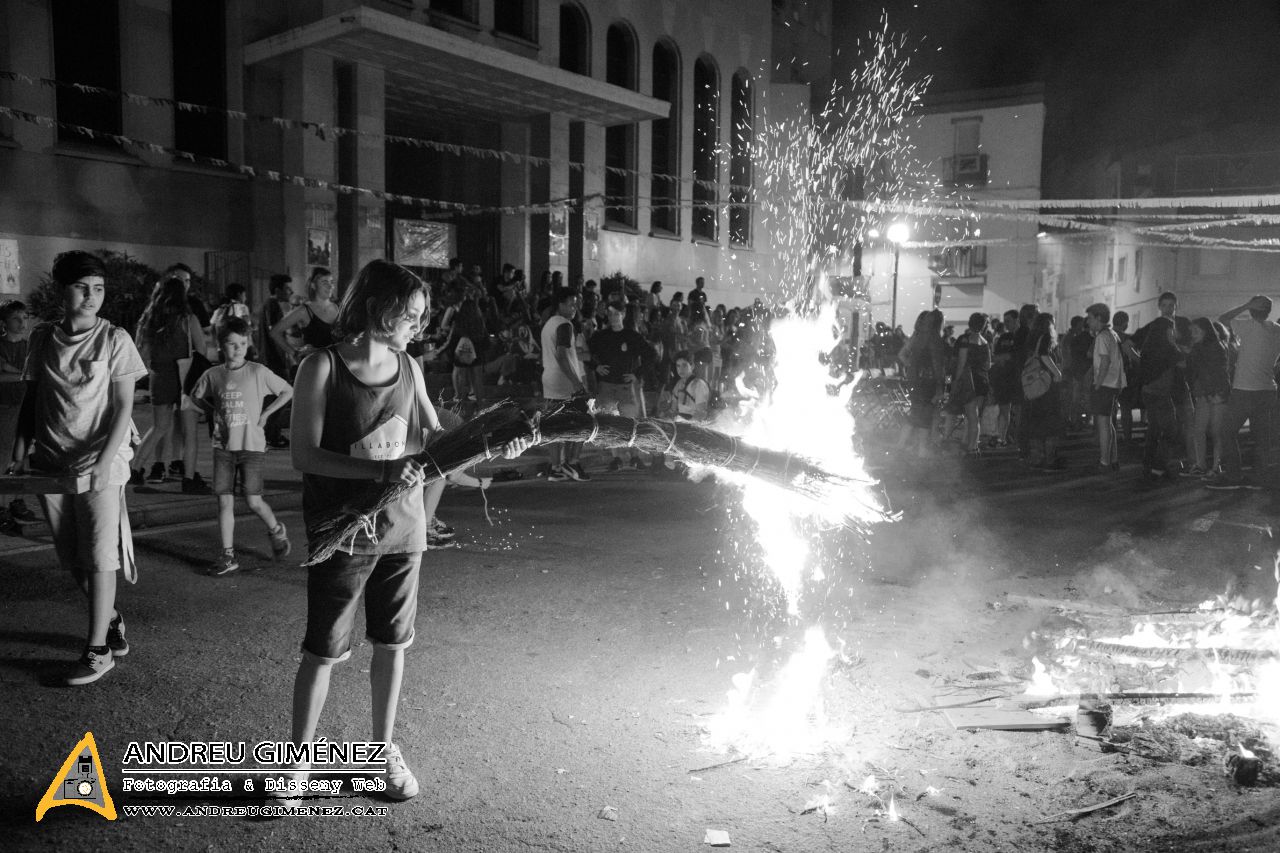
[302,551,422,663]
[212,449,265,496]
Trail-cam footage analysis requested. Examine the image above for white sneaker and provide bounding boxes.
[64,648,114,686]
[382,744,419,800]
[547,466,572,482]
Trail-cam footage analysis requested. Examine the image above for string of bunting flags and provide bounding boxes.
[0,69,750,196]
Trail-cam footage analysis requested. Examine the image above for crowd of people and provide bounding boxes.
[887,290,1280,489]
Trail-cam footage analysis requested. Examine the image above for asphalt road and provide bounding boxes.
[2,442,1278,852]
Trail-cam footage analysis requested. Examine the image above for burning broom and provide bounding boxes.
[303,398,886,565]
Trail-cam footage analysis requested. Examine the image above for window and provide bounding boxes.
[558,3,589,74]
[692,55,719,242]
[1134,248,1142,292]
[494,0,536,41]
[1117,255,1127,282]
[1106,257,1114,282]
[52,0,121,144]
[173,0,227,159]
[432,0,477,22]
[603,23,637,228]
[650,41,680,235]
[728,70,753,246]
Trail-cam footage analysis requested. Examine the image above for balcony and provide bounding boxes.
[943,153,989,188]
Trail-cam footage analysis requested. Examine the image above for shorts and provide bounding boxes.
[302,551,422,663]
[594,380,640,418]
[1088,386,1119,417]
[212,449,266,496]
[39,486,124,575]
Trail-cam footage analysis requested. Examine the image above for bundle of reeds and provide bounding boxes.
[303,399,882,565]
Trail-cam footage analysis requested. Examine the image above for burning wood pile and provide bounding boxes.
[1010,591,1280,787]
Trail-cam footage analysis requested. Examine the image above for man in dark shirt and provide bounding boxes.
[590,303,655,470]
[1132,292,1185,478]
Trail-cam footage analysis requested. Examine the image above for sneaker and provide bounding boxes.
[0,512,22,536]
[630,457,648,471]
[1205,474,1261,491]
[8,498,37,523]
[106,613,129,657]
[268,523,291,560]
[426,533,458,550]
[129,468,145,486]
[210,550,239,576]
[607,458,623,472]
[381,744,420,801]
[547,466,573,482]
[428,517,455,540]
[166,461,185,482]
[568,462,591,481]
[1181,466,1208,478]
[145,462,167,484]
[182,473,212,495]
[64,647,114,686]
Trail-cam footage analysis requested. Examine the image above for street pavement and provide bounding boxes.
[3,405,1279,851]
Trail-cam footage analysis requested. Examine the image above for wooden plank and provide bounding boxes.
[0,474,91,495]
[943,706,1071,731]
[1004,594,1129,616]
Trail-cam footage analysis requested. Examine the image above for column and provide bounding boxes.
[529,112,570,278]
[499,120,530,273]
[336,61,385,282]
[281,49,337,282]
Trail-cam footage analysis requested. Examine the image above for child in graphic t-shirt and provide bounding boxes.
[188,317,293,575]
[8,251,148,686]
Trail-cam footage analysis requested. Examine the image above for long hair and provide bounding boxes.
[146,278,191,335]
[1193,316,1225,349]
[1031,312,1057,348]
[453,297,487,340]
[334,260,426,340]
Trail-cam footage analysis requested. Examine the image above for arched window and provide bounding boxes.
[650,40,681,235]
[729,70,753,246]
[558,3,589,74]
[692,55,720,242]
[604,22,638,228]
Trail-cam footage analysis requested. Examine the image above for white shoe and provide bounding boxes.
[382,744,419,800]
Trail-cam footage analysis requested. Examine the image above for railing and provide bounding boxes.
[942,153,989,187]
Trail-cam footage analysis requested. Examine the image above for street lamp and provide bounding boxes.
[886,222,910,329]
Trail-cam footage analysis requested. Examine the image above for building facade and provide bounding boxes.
[857,84,1045,330]
[0,1,825,311]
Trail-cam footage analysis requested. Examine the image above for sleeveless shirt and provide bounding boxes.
[302,304,335,349]
[302,348,427,556]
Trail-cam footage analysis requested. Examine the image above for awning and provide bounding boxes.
[244,6,669,128]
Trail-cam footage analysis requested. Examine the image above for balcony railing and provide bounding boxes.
[942,153,989,187]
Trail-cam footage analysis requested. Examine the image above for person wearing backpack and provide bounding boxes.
[445,297,488,419]
[1022,313,1067,470]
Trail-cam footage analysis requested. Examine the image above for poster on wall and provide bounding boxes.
[583,209,599,262]
[307,228,332,267]
[0,239,19,294]
[393,219,454,269]
[549,207,568,263]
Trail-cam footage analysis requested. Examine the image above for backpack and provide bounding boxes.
[454,335,478,365]
[1020,342,1054,401]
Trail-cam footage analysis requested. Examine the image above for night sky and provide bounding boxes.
[833,0,1280,190]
